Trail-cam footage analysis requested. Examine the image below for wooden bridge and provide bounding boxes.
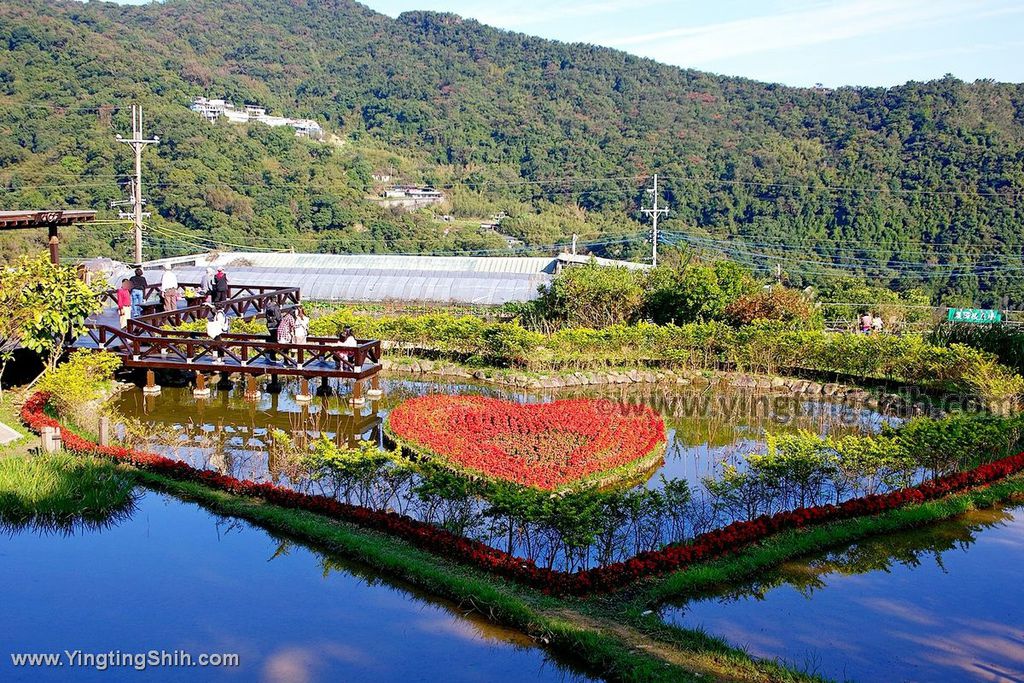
[77,282,383,399]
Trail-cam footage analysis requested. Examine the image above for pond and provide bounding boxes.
[0,489,594,682]
[109,375,901,571]
[659,505,1024,682]
[111,374,896,492]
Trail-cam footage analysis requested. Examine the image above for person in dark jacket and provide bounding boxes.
[264,300,282,361]
[212,267,229,303]
[128,267,147,318]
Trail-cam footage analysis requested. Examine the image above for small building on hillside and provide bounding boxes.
[374,186,445,210]
[190,97,324,140]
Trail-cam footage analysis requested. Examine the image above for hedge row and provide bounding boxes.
[305,311,1024,402]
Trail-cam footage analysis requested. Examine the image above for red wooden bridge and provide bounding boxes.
[76,282,383,395]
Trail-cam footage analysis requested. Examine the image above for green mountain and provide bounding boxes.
[1,0,1023,304]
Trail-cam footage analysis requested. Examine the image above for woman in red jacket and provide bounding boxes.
[116,279,132,328]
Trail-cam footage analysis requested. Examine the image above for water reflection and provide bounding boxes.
[0,490,594,683]
[110,376,905,571]
[112,374,897,492]
[660,506,1024,682]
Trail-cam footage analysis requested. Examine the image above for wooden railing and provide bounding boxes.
[82,323,381,379]
[131,286,301,329]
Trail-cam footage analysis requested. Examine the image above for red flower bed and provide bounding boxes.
[386,395,666,489]
[20,392,1024,597]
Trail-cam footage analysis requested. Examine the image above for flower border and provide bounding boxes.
[22,391,1024,596]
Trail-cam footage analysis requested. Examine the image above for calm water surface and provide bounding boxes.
[111,375,897,492]
[660,506,1024,682]
[0,490,594,683]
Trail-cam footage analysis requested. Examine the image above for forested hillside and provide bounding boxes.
[1,0,1023,304]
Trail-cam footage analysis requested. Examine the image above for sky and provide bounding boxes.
[106,0,1024,87]
[361,0,1024,87]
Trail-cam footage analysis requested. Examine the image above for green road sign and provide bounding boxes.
[946,308,1003,324]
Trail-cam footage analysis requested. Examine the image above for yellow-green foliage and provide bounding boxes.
[37,350,122,426]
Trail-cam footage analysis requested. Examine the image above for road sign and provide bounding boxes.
[946,308,1003,324]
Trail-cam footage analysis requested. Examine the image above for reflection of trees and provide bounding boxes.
[674,508,1015,606]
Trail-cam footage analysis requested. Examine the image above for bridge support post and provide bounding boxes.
[98,416,110,446]
[316,377,333,397]
[143,369,161,395]
[216,373,235,391]
[243,375,261,401]
[349,379,365,405]
[40,426,62,453]
[366,373,382,399]
[295,377,312,403]
[193,372,211,398]
[265,373,283,394]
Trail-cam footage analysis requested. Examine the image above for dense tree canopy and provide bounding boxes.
[0,0,1022,304]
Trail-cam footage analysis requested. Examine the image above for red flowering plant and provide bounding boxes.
[385,395,667,490]
[21,391,1024,597]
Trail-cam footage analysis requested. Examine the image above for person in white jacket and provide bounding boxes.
[161,264,180,312]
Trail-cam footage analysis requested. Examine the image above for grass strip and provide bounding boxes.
[127,466,834,683]
[628,474,1024,609]
[0,453,138,529]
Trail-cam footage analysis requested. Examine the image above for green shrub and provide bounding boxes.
[723,288,816,327]
[37,350,122,430]
[258,306,1024,401]
[930,322,1024,375]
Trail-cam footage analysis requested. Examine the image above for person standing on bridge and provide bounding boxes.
[213,267,229,304]
[161,264,180,312]
[277,308,297,366]
[265,299,282,362]
[199,267,215,302]
[293,306,309,346]
[205,304,228,359]
[128,267,147,318]
[116,279,132,328]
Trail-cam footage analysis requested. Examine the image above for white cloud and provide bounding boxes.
[602,0,1011,65]
[460,0,671,29]
[862,40,1024,67]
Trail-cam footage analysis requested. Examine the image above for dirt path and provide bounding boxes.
[546,607,784,682]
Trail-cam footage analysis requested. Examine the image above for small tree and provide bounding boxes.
[723,287,816,327]
[0,255,103,387]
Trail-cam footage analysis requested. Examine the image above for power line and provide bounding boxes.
[657,175,1021,200]
[144,222,652,257]
[660,232,1024,277]
[668,233,1024,267]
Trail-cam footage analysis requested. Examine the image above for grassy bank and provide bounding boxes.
[0,453,138,529]
[28,400,1024,681]
[628,474,1024,610]
[111,461,1024,683]
[127,467,815,683]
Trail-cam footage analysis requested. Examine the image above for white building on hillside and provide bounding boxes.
[190,97,324,139]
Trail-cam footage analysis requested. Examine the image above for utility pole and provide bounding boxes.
[642,173,668,267]
[116,104,159,266]
[571,233,578,255]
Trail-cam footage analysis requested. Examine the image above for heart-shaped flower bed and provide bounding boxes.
[386,395,666,490]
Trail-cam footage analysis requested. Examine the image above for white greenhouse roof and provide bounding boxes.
[129,252,649,305]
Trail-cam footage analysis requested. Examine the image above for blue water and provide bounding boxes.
[661,506,1024,682]
[0,491,592,682]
